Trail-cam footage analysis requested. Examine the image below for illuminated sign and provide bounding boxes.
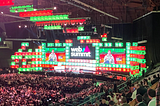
[70,45,95,59]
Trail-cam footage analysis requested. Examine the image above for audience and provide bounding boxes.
[151,75,159,85]
[0,70,158,106]
[147,89,156,106]
[136,84,147,96]
[136,94,147,106]
[121,97,130,106]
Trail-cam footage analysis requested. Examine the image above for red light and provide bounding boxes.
[21,46,25,50]
[86,39,100,43]
[141,63,146,68]
[19,10,53,17]
[65,39,73,43]
[80,40,85,43]
[55,40,59,43]
[65,29,79,33]
[38,46,42,49]
[14,59,19,62]
[101,33,107,38]
[35,19,86,26]
[22,59,26,62]
[0,0,14,6]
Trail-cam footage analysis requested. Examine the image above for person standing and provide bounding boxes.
[148,89,156,106]
[136,94,147,106]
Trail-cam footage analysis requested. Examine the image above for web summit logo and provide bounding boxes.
[71,46,91,57]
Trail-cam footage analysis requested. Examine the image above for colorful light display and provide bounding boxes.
[77,36,90,40]
[44,25,61,30]
[10,5,33,10]
[10,8,37,13]
[0,0,14,6]
[30,15,69,21]
[86,39,100,43]
[78,26,84,31]
[19,10,53,17]
[64,29,79,33]
[10,36,146,78]
[35,19,86,26]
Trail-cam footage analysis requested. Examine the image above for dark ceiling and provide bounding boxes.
[0,0,160,24]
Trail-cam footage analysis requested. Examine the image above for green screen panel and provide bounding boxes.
[77,36,91,40]
[100,48,126,53]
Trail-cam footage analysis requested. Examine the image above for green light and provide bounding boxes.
[104,43,112,47]
[102,38,107,41]
[100,48,125,53]
[132,42,138,46]
[30,15,69,21]
[22,62,26,65]
[63,43,73,46]
[55,43,62,47]
[11,62,15,65]
[10,8,36,13]
[77,36,91,40]
[126,42,131,47]
[10,5,33,9]
[21,42,29,46]
[47,43,54,47]
[78,27,84,31]
[44,25,62,30]
[28,49,32,52]
[0,37,1,42]
[115,42,123,47]
[18,49,22,52]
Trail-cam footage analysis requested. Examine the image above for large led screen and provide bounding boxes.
[100,48,126,64]
[45,48,66,62]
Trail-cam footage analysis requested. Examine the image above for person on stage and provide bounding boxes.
[49,50,57,61]
[103,50,114,64]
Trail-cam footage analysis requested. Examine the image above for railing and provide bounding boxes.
[129,81,159,106]
[117,76,136,92]
[77,92,105,106]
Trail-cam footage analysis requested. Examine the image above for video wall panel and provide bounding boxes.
[10,36,147,77]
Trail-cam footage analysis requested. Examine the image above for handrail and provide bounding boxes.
[77,92,105,106]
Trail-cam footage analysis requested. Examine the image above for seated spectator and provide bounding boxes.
[151,75,159,85]
[136,84,147,96]
[131,84,138,100]
[109,101,115,106]
[142,93,150,105]
[147,77,152,86]
[136,94,147,106]
[121,97,129,106]
[147,89,156,106]
[99,99,108,106]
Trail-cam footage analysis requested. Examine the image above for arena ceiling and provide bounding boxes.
[0,0,160,24]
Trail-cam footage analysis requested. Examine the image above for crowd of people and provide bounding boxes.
[0,73,98,105]
[83,73,160,106]
[0,72,159,106]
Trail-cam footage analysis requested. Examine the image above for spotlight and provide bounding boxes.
[24,25,27,28]
[53,7,57,10]
[19,25,21,28]
[1,12,3,14]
